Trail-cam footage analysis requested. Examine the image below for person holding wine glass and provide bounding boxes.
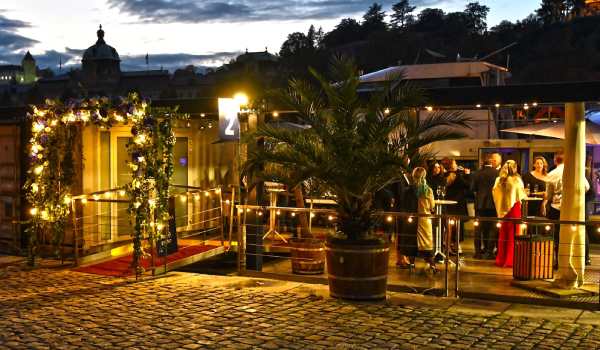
[522,156,548,216]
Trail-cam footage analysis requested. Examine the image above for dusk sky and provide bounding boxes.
[1,0,539,72]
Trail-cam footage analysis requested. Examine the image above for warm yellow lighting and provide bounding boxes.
[225,199,230,205]
[276,210,281,215]
[34,165,44,175]
[233,92,249,106]
[31,183,39,193]
[193,193,200,200]
[115,114,124,122]
[425,106,433,112]
[532,102,538,107]
[63,196,72,205]
[134,201,141,208]
[157,223,164,231]
[200,113,206,117]
[476,104,481,108]
[496,222,502,228]
[328,215,333,221]
[118,190,126,196]
[81,198,88,205]
[246,208,251,213]
[272,111,279,117]
[545,225,551,231]
[148,199,156,207]
[473,221,479,227]
[523,104,529,110]
[407,217,413,223]
[383,108,390,115]
[258,211,263,216]
[149,222,155,228]
[205,191,209,197]
[104,191,112,198]
[571,225,577,232]
[92,194,100,200]
[215,188,221,194]
[291,212,296,217]
[494,103,500,108]
[310,212,315,218]
[32,122,44,133]
[41,210,49,220]
[449,219,455,225]
[29,207,38,216]
[50,120,58,127]
[137,156,145,163]
[597,227,600,233]
[134,134,147,145]
[180,195,187,202]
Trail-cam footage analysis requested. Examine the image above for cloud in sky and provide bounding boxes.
[106,0,449,23]
[0,12,38,53]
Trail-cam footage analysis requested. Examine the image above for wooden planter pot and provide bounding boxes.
[289,238,325,275]
[325,240,389,300]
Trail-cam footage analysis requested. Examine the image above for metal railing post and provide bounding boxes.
[455,217,460,298]
[444,216,449,298]
[72,199,79,266]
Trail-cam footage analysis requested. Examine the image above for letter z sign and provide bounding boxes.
[218,98,240,141]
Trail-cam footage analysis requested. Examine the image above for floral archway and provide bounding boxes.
[25,93,182,272]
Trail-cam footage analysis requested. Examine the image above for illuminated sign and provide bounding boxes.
[218,98,240,141]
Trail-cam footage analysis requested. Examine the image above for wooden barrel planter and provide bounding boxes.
[289,238,325,275]
[325,239,389,300]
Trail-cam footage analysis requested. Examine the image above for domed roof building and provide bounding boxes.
[82,25,121,88]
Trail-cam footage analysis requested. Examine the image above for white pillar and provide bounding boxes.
[555,102,586,288]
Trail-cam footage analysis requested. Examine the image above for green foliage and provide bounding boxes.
[125,106,179,273]
[243,57,470,241]
[391,0,416,30]
[24,93,182,272]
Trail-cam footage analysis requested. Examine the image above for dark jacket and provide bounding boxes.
[471,166,499,211]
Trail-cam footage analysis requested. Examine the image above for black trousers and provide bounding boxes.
[476,208,497,256]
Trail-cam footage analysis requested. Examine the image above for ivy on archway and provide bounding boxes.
[25,93,182,271]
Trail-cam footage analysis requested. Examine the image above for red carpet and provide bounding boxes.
[73,244,218,276]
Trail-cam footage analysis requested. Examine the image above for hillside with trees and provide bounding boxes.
[278,1,600,83]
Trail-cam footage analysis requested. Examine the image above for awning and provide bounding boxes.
[502,119,600,144]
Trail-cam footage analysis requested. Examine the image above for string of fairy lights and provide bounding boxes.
[24,93,185,271]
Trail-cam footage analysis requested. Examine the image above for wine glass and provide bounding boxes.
[440,186,446,200]
[436,186,442,199]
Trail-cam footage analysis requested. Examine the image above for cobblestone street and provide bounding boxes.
[1,265,600,349]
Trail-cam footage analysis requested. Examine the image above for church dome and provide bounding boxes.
[82,25,120,61]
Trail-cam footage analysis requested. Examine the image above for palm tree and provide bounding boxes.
[243,57,470,242]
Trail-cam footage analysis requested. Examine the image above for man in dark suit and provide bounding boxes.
[471,153,501,259]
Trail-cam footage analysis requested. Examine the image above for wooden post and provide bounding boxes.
[555,102,586,288]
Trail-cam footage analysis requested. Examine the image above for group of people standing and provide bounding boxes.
[392,150,592,271]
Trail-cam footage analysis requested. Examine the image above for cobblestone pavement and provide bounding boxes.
[1,265,600,350]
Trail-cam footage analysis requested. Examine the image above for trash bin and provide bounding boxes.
[513,234,554,280]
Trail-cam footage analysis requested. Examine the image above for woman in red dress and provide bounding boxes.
[492,160,527,268]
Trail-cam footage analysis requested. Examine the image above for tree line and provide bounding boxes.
[277,1,600,83]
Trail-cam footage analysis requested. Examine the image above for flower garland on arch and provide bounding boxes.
[25,93,182,270]
[125,108,177,275]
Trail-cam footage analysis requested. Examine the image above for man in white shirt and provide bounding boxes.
[545,152,589,267]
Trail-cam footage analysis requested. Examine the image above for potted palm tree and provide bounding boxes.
[244,57,469,300]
